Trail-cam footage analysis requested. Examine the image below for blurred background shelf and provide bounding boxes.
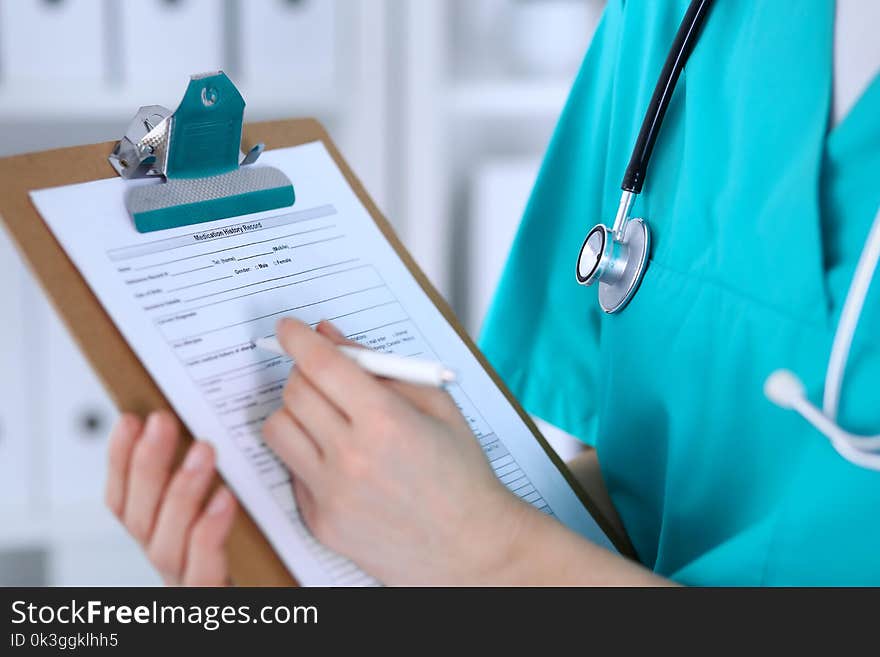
[0,83,340,120]
[0,0,603,585]
[448,80,572,119]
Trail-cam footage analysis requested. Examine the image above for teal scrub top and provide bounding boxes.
[479,0,880,585]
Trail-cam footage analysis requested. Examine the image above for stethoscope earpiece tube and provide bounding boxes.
[621,0,715,194]
[765,369,880,469]
[766,206,880,471]
[575,0,715,314]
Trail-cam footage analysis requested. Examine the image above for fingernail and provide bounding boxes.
[208,489,231,515]
[320,320,344,338]
[183,444,206,471]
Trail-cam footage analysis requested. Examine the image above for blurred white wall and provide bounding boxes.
[0,0,602,585]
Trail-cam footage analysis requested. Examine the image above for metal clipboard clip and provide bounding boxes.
[109,71,295,233]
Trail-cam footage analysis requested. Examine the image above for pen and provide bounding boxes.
[254,336,456,388]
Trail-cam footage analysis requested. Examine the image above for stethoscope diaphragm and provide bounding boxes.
[576,216,651,314]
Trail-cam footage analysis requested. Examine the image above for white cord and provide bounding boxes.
[791,397,880,450]
[764,204,880,470]
[823,206,880,419]
[765,369,880,469]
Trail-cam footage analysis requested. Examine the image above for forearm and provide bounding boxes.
[480,448,673,586]
[496,500,674,586]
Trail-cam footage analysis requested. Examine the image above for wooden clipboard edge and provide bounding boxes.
[0,117,633,587]
[282,122,636,559]
[0,137,296,586]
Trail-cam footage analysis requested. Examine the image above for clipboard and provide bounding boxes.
[0,120,634,587]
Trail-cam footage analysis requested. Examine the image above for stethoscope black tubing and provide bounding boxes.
[621,0,715,194]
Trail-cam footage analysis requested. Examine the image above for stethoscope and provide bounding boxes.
[575,0,880,470]
[575,0,715,312]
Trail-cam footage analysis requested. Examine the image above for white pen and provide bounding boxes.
[254,336,456,387]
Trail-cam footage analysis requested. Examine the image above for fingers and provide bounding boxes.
[105,411,235,587]
[263,409,322,486]
[384,380,469,428]
[315,320,355,346]
[147,441,216,583]
[105,413,143,518]
[282,368,347,445]
[276,318,386,415]
[122,410,181,544]
[181,487,237,586]
[317,320,463,423]
[312,320,467,428]
[292,477,319,535]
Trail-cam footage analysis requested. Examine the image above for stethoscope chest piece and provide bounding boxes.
[576,216,650,314]
[600,218,650,314]
[575,0,714,314]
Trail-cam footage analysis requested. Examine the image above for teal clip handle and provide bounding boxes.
[166,72,244,180]
[124,72,296,233]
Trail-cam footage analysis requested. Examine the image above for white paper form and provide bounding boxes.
[31,142,615,586]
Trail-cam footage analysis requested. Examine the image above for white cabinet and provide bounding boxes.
[0,0,105,84]
[0,0,389,585]
[0,229,31,514]
[120,0,224,87]
[51,540,161,586]
[240,0,337,88]
[40,299,117,509]
[50,522,162,586]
